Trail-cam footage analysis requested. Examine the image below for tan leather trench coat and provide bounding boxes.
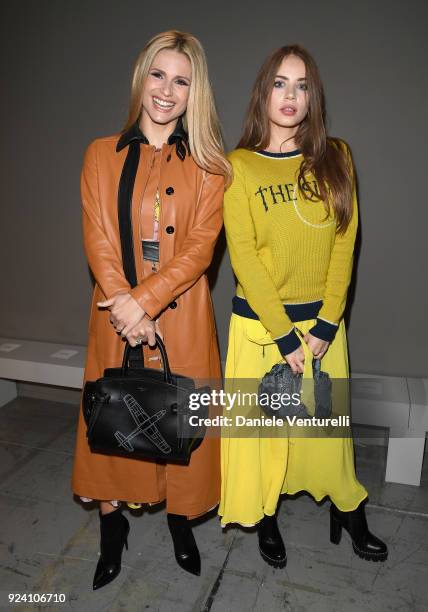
[72,119,224,518]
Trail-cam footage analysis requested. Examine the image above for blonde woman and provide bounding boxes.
[72,30,231,588]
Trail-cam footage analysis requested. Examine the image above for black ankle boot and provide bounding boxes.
[257,514,287,568]
[330,499,388,562]
[167,513,201,576]
[93,508,130,590]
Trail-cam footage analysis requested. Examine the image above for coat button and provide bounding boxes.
[166,226,175,234]
[166,154,172,162]
[166,186,174,195]
[169,301,177,309]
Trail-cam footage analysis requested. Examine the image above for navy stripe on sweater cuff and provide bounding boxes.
[274,328,301,355]
[309,318,338,342]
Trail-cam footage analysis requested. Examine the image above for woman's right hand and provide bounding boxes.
[284,344,305,374]
[98,292,146,334]
[125,315,157,347]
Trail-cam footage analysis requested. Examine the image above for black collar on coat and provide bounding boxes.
[116,115,189,160]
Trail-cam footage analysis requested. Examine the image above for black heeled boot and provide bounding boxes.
[330,499,388,562]
[167,513,201,576]
[93,507,130,590]
[257,514,287,568]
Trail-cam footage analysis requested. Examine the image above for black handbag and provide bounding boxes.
[258,357,332,419]
[82,333,210,463]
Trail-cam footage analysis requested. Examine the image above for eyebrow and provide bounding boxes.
[150,67,191,81]
[275,74,307,81]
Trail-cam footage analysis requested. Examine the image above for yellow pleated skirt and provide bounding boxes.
[218,313,368,527]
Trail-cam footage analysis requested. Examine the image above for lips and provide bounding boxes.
[152,96,175,112]
[280,105,297,116]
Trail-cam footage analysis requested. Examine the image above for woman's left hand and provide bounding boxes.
[97,292,146,335]
[125,318,164,347]
[303,332,330,359]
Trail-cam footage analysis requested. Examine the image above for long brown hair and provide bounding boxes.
[238,45,354,233]
[123,30,232,187]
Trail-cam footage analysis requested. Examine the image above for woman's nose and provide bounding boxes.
[160,80,173,96]
[285,84,296,99]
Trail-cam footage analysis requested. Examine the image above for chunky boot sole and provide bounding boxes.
[257,514,287,569]
[258,546,287,568]
[330,512,388,562]
[352,541,388,562]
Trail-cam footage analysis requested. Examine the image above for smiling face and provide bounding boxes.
[141,48,192,127]
[268,54,309,131]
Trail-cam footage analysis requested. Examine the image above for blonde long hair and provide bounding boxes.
[122,30,232,186]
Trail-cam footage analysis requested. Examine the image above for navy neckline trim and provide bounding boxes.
[256,149,302,158]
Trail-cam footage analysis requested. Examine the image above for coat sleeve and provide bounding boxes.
[129,171,224,319]
[81,140,131,300]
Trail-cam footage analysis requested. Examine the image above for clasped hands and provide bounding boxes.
[97,292,162,347]
[284,333,330,375]
[97,293,328,369]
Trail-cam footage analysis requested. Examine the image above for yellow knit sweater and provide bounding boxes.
[223,144,358,355]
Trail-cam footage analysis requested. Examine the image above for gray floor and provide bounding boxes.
[0,397,427,612]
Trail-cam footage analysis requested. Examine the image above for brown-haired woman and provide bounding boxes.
[219,45,388,567]
[72,30,231,588]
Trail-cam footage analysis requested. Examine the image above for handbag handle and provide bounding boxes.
[294,326,321,377]
[121,333,173,384]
